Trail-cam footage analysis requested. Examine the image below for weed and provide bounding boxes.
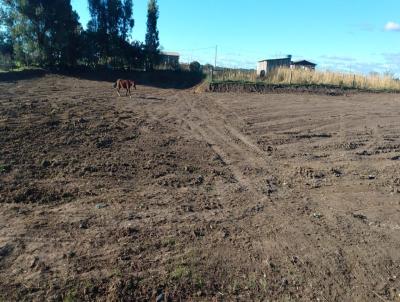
[170,265,191,280]
[112,268,123,278]
[0,164,11,173]
[161,237,176,248]
[63,289,77,302]
[193,274,204,289]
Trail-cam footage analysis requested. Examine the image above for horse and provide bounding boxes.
[113,79,136,98]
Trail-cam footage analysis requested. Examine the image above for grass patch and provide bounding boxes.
[0,164,11,173]
[63,289,77,302]
[170,264,191,280]
[211,67,400,92]
[161,237,176,248]
[112,268,123,278]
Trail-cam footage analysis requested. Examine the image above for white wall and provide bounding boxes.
[257,61,267,76]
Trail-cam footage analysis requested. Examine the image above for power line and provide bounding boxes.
[175,46,216,52]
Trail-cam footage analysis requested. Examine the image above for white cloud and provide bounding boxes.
[320,55,356,62]
[385,21,400,32]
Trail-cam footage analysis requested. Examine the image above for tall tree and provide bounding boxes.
[0,8,14,58]
[0,0,82,67]
[121,0,134,41]
[144,0,160,71]
[87,0,134,66]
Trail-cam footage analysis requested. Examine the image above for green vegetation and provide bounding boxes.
[63,289,77,302]
[0,0,160,70]
[170,264,191,280]
[161,237,176,247]
[0,164,11,173]
[0,0,81,68]
[211,67,400,92]
[144,0,160,71]
[189,61,201,73]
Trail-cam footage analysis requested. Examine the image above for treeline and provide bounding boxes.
[0,0,161,70]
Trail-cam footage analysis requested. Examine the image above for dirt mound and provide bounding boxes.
[208,81,357,95]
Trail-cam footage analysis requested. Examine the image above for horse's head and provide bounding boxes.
[113,82,117,88]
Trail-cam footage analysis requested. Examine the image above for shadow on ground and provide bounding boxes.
[0,69,205,89]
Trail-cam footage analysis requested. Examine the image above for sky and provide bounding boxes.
[71,0,400,75]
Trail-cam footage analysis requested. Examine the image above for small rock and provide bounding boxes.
[195,175,204,185]
[182,205,194,212]
[95,203,108,209]
[30,256,39,268]
[184,166,195,173]
[331,168,342,177]
[221,230,229,238]
[79,220,88,229]
[96,138,113,148]
[193,229,205,237]
[291,256,299,264]
[352,213,367,220]
[67,251,76,258]
[0,244,14,259]
[368,175,376,180]
[156,292,164,302]
[41,160,51,168]
[83,165,98,173]
[312,212,323,219]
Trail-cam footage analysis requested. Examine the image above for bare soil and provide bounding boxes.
[1,74,400,301]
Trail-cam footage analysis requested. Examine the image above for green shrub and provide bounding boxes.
[189,61,201,73]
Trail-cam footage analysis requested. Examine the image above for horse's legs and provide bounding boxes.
[117,88,121,97]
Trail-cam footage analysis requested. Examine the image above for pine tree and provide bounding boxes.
[145,0,160,71]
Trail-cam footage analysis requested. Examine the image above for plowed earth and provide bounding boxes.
[1,74,400,301]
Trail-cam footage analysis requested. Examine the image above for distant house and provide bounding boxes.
[257,55,317,76]
[291,60,316,71]
[160,51,180,69]
[257,55,292,77]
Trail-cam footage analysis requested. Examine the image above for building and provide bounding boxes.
[257,55,292,76]
[257,55,317,76]
[160,51,180,69]
[291,60,316,71]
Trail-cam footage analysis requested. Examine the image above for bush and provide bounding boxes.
[189,61,201,73]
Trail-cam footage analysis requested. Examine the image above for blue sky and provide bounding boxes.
[71,0,400,75]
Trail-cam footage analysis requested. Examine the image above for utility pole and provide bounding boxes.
[212,45,218,82]
[214,45,218,69]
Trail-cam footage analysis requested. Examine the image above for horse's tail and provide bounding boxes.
[132,80,136,90]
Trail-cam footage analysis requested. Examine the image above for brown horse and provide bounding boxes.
[113,79,136,98]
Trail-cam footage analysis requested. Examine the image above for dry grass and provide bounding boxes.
[212,67,400,91]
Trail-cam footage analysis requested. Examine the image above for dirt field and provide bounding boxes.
[1,74,400,301]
